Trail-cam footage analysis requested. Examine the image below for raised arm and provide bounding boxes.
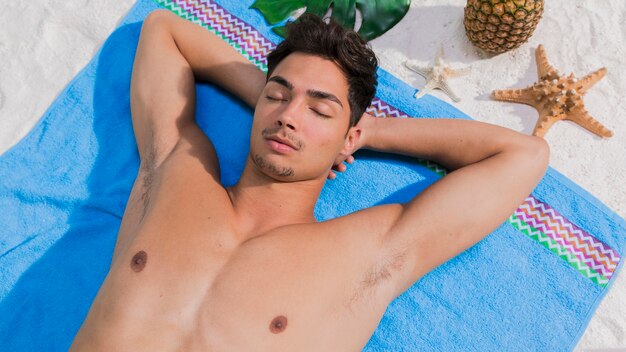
[130,9,265,169]
[141,10,265,107]
[356,115,549,295]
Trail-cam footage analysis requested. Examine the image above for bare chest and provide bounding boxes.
[94,222,390,351]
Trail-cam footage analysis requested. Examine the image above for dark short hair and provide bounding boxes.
[266,14,378,128]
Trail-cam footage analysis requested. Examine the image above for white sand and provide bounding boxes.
[1,0,624,350]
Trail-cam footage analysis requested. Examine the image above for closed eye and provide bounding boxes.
[311,108,331,118]
[265,96,284,101]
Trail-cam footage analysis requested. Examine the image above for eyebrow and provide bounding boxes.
[267,75,344,109]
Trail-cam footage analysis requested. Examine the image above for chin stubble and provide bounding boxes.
[253,154,295,177]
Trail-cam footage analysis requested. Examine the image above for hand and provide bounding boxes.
[328,154,356,180]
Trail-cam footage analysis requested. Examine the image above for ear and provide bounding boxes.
[338,126,362,157]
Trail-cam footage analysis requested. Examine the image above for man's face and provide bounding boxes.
[249,52,356,182]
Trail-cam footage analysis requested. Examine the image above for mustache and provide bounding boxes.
[261,127,304,151]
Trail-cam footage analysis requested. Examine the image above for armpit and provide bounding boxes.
[345,250,408,308]
[139,145,158,220]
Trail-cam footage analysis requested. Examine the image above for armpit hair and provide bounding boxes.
[346,250,408,308]
[139,145,157,220]
[362,250,407,289]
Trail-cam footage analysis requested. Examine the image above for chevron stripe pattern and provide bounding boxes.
[156,0,275,71]
[366,98,409,118]
[509,195,620,286]
[152,0,620,286]
[419,159,448,177]
[509,214,608,286]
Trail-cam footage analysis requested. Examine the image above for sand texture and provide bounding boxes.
[1,0,624,350]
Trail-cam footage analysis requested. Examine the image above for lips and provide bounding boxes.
[266,135,297,151]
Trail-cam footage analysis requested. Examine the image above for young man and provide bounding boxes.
[70,10,549,351]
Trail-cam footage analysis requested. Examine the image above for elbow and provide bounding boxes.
[525,135,550,174]
[142,9,173,32]
[531,135,550,166]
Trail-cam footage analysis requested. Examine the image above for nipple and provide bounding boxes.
[130,250,147,272]
[269,315,288,334]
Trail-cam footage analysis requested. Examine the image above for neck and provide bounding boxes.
[227,156,326,242]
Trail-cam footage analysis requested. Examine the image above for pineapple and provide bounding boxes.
[464,0,544,54]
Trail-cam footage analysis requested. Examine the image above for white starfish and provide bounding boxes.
[404,46,470,102]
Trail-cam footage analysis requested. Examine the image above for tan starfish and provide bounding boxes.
[404,46,469,102]
[492,45,612,138]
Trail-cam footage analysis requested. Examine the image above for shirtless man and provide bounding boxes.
[70,9,549,351]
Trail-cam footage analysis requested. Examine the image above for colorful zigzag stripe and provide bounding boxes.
[157,0,274,71]
[509,196,620,286]
[153,0,620,287]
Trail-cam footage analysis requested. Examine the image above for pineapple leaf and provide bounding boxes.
[250,0,410,41]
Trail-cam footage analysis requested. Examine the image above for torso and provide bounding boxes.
[70,140,406,351]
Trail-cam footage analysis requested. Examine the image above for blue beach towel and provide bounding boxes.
[1,0,624,350]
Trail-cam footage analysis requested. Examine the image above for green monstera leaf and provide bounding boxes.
[250,0,410,41]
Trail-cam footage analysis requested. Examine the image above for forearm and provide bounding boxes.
[360,115,543,171]
[155,10,266,107]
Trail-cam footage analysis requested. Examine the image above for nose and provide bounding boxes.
[276,119,296,131]
[275,100,302,131]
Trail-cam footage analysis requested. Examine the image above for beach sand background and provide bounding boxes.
[1,0,624,350]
